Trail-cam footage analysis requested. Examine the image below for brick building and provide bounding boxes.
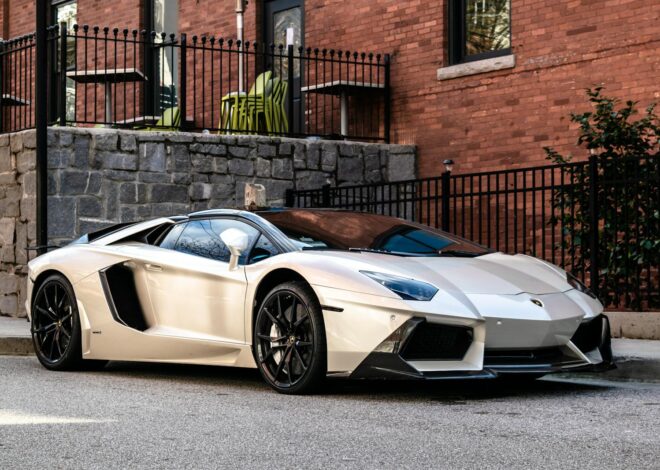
[1,0,658,176]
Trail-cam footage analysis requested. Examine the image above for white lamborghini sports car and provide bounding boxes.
[26,209,614,394]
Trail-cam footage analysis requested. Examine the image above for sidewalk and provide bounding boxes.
[1,315,659,382]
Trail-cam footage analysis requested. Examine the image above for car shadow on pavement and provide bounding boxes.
[94,360,611,401]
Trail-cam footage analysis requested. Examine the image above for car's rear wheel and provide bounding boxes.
[253,281,326,394]
[31,274,106,371]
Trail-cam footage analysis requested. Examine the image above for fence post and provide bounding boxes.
[322,184,331,207]
[588,154,599,296]
[0,40,4,132]
[285,188,294,208]
[35,0,48,253]
[179,33,187,131]
[58,22,68,127]
[287,44,294,132]
[441,170,451,231]
[383,54,391,144]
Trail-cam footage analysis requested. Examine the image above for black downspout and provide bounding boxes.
[35,0,48,253]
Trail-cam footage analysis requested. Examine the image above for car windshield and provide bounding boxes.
[259,210,491,257]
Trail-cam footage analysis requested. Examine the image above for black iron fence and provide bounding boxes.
[288,155,660,311]
[0,24,390,141]
[0,33,36,133]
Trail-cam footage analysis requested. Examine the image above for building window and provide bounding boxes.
[448,0,511,65]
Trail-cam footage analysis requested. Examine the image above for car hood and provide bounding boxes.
[304,251,571,295]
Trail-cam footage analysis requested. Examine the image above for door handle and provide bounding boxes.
[145,263,163,272]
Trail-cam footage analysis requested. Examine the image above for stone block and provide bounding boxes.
[151,203,174,217]
[279,142,293,156]
[47,197,76,238]
[10,134,23,153]
[103,169,136,182]
[228,146,249,158]
[120,206,137,222]
[60,171,91,195]
[338,156,364,183]
[0,147,13,172]
[78,196,102,217]
[47,148,71,169]
[93,132,118,151]
[99,151,138,171]
[321,144,338,172]
[228,158,253,176]
[0,218,15,248]
[150,184,188,203]
[271,158,293,179]
[48,170,59,195]
[139,142,166,172]
[0,273,20,295]
[256,158,271,177]
[257,144,277,157]
[387,152,416,182]
[16,150,36,174]
[307,143,321,169]
[73,136,91,168]
[173,172,191,185]
[139,172,171,184]
[119,183,147,204]
[339,143,358,157]
[295,171,331,191]
[214,157,228,174]
[20,197,36,222]
[170,145,191,172]
[191,153,214,173]
[20,172,36,198]
[120,134,137,152]
[23,131,36,149]
[60,132,73,147]
[190,182,212,201]
[0,294,18,316]
[14,221,28,265]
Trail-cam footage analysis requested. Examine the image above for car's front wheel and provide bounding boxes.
[31,273,106,371]
[253,281,327,394]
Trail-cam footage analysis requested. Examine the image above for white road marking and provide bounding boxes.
[0,409,114,426]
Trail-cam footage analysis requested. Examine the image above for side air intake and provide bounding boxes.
[100,263,149,331]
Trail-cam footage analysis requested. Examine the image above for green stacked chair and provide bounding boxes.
[219,71,272,133]
[145,106,181,131]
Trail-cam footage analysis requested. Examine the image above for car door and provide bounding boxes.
[138,218,261,344]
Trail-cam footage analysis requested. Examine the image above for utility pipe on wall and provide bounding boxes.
[236,0,247,93]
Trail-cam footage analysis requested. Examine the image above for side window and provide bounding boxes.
[174,219,259,263]
[159,223,185,249]
[249,234,279,264]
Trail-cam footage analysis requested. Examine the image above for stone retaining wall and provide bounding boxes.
[0,128,416,317]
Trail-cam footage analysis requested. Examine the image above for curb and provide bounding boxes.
[0,337,33,356]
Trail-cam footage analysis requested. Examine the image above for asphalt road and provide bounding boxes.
[0,357,659,470]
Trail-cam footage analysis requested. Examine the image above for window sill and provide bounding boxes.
[437,54,516,81]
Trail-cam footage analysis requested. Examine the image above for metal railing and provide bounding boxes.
[288,155,660,311]
[0,24,390,141]
[0,33,36,133]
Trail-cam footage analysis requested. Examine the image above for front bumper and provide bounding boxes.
[349,314,615,380]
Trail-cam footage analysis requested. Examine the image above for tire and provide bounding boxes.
[253,281,327,394]
[31,273,106,371]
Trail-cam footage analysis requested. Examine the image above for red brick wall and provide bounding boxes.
[2,0,658,177]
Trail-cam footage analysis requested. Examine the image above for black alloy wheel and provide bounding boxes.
[31,274,93,371]
[254,281,326,394]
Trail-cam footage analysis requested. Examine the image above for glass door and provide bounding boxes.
[264,0,303,134]
[52,0,77,122]
[152,0,178,113]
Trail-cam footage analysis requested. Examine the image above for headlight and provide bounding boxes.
[360,271,438,301]
[566,272,597,299]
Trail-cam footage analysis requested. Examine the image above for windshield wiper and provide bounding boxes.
[348,248,438,257]
[437,249,483,257]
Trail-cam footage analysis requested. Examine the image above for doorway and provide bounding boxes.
[264,0,303,134]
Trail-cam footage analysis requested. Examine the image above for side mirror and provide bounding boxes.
[220,228,250,270]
